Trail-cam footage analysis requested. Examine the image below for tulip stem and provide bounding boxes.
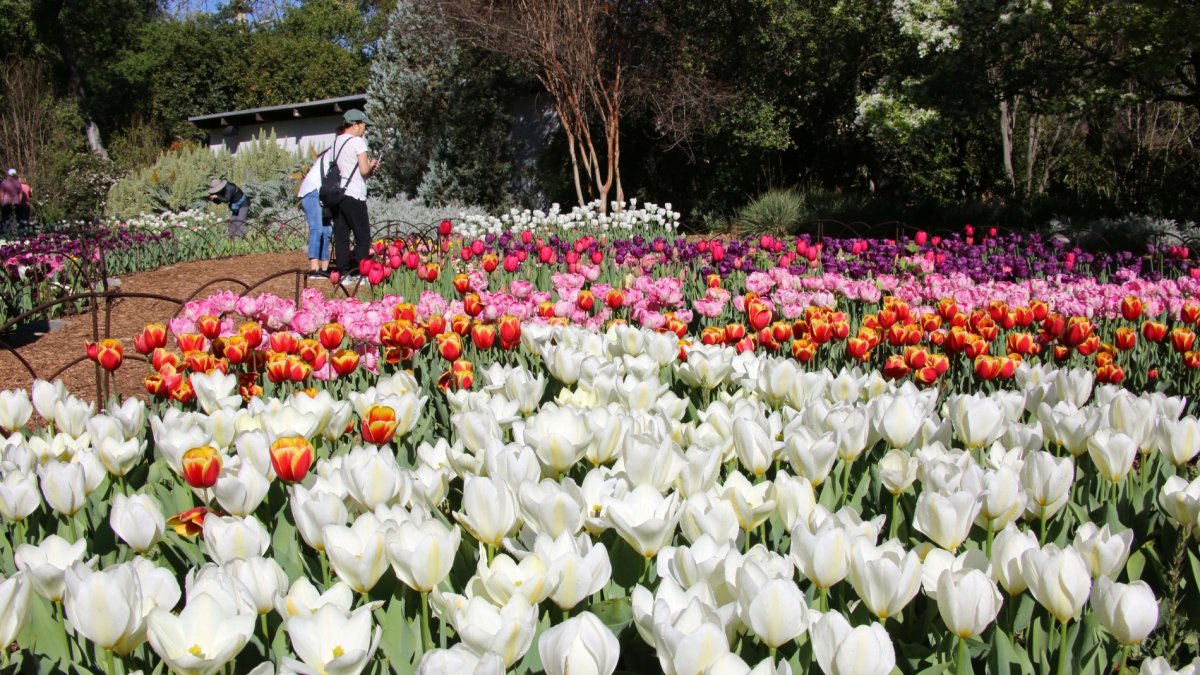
[889,492,901,541]
[1056,619,1070,675]
[956,636,969,674]
[104,648,117,675]
[420,591,433,654]
[67,513,78,542]
[320,551,330,588]
[1039,515,1048,546]
[841,461,851,507]
[260,614,269,644]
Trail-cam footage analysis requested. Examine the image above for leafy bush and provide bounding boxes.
[105,131,304,219]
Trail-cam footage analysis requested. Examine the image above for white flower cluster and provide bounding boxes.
[855,89,940,143]
[891,0,959,56]
[117,209,223,231]
[455,199,681,239]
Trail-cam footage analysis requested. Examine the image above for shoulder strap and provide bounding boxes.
[324,138,357,189]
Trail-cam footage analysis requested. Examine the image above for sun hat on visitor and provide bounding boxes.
[207,178,228,194]
[343,109,374,126]
[5,168,14,176]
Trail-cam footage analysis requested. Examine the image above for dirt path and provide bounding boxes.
[0,250,344,401]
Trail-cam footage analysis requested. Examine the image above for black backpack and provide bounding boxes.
[318,138,354,209]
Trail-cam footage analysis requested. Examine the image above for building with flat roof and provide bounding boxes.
[188,94,367,155]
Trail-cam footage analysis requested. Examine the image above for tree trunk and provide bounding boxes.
[999,97,1016,191]
[40,0,109,159]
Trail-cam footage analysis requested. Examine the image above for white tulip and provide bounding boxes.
[947,393,1007,449]
[190,371,241,415]
[282,603,382,675]
[53,396,93,439]
[1157,416,1200,467]
[873,395,925,449]
[782,427,839,486]
[535,532,611,610]
[1022,451,1073,522]
[773,472,816,532]
[454,475,519,548]
[109,493,165,553]
[913,490,981,552]
[1021,544,1092,623]
[290,485,349,552]
[276,577,355,619]
[0,470,40,521]
[147,590,256,675]
[1160,475,1200,532]
[416,644,505,675]
[538,612,620,675]
[848,539,922,620]
[1091,576,1158,646]
[226,556,287,615]
[342,445,409,512]
[0,389,33,432]
[38,460,87,516]
[1072,523,1133,579]
[721,471,776,532]
[128,555,181,616]
[605,484,683,559]
[15,534,93,601]
[977,466,1026,530]
[31,379,67,423]
[791,520,853,591]
[213,460,270,517]
[0,572,33,648]
[1087,428,1138,484]
[109,397,147,439]
[445,593,538,667]
[621,430,686,493]
[97,436,145,477]
[64,562,144,653]
[936,568,1002,638]
[518,479,585,538]
[385,518,461,593]
[991,523,1038,595]
[878,449,918,495]
[324,515,389,593]
[203,514,270,565]
[731,417,780,478]
[677,345,734,390]
[810,611,896,675]
[740,577,809,648]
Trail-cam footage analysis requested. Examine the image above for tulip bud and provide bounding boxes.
[182,446,222,489]
[269,436,315,484]
[1091,576,1158,646]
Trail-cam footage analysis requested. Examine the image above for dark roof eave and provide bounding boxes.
[188,94,368,129]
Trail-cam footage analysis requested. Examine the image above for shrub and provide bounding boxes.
[105,131,303,219]
[737,188,806,235]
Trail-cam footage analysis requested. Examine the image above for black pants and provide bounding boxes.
[332,196,370,276]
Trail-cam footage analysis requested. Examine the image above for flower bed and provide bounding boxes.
[0,211,306,330]
[0,211,1198,674]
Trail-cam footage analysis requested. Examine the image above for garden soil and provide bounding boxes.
[0,250,360,403]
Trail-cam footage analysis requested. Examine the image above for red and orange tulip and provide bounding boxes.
[361,404,398,445]
[181,445,221,489]
[270,436,315,483]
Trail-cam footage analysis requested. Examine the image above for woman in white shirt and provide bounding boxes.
[328,109,379,285]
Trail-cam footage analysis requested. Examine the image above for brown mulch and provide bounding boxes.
[0,250,357,402]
